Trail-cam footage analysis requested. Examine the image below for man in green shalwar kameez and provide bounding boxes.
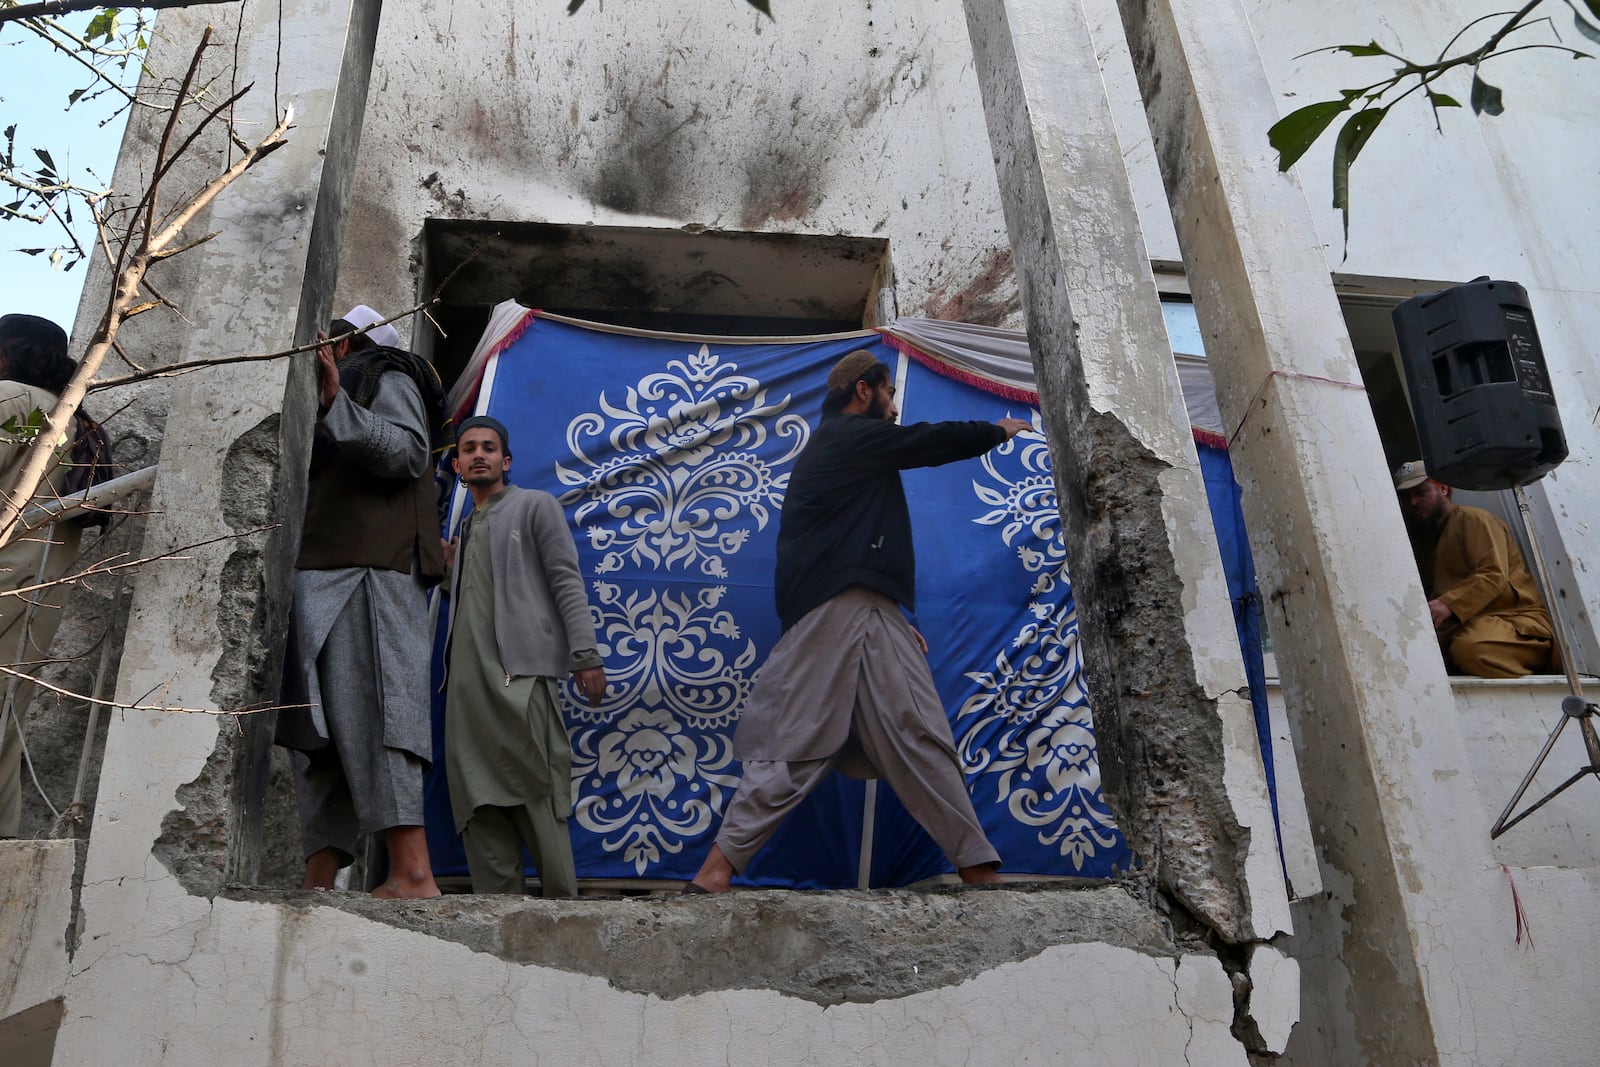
[443,416,606,896]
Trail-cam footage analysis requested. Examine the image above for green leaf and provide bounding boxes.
[1470,72,1504,115]
[745,0,772,13]
[1269,98,1353,172]
[1427,91,1461,108]
[85,9,120,41]
[67,88,85,105]
[17,248,45,256]
[33,148,56,174]
[1333,40,1387,57]
[566,0,585,11]
[1574,10,1600,46]
[1331,107,1386,247]
[1587,0,1600,20]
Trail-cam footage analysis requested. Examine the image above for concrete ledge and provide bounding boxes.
[225,880,1180,1006]
[0,840,76,1020]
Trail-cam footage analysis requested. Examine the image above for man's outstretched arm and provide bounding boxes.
[856,415,1029,470]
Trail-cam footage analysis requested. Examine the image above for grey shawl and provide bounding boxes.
[277,374,434,758]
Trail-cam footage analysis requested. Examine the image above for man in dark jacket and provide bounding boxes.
[685,350,1029,892]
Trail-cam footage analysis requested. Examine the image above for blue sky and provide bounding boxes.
[0,14,140,332]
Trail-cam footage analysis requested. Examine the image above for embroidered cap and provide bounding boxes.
[826,350,885,391]
[1393,460,1430,490]
[339,304,402,350]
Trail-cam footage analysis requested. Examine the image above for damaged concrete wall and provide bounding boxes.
[35,0,380,1047]
[15,2,1312,1064]
[960,0,1289,956]
[1109,0,1600,1063]
[334,0,1024,329]
[29,0,1599,1062]
[55,880,1273,1065]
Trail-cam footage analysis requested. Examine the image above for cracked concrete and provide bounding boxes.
[55,869,1254,1065]
[228,881,1178,1006]
[963,0,1287,955]
[36,2,1287,1064]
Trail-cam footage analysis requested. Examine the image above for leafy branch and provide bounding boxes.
[0,25,294,548]
[0,0,232,29]
[1269,0,1597,249]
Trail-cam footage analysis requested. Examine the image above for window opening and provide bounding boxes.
[416,220,891,395]
[1342,292,1598,677]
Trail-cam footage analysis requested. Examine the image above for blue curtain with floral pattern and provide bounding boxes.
[423,315,1132,886]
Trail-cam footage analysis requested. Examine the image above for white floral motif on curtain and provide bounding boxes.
[555,343,810,578]
[566,582,753,874]
[971,412,1068,597]
[955,418,1122,870]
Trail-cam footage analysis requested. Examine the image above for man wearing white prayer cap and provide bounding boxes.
[277,305,447,897]
[335,304,402,351]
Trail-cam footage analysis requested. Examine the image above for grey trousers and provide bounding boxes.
[291,584,425,864]
[716,593,1001,874]
[461,800,578,897]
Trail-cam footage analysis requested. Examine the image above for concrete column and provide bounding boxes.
[962,0,1289,946]
[1111,0,1513,1061]
[68,0,379,999]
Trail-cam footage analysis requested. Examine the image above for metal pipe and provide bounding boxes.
[1512,483,1583,697]
[17,464,157,531]
[66,577,124,835]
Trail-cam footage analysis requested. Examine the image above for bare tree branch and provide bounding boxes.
[144,22,215,250]
[0,662,292,717]
[0,523,280,597]
[87,255,478,391]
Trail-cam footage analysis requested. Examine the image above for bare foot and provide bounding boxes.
[958,862,1003,886]
[372,825,441,898]
[371,870,442,899]
[302,848,341,891]
[686,842,735,893]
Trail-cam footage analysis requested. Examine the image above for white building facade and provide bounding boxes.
[3,1,1598,1064]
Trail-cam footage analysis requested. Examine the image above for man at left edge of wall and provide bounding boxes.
[276,305,445,897]
[0,314,89,840]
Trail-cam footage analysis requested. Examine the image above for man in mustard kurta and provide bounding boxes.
[1394,460,1555,678]
[443,416,606,896]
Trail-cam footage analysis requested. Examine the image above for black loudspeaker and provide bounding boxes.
[1391,279,1567,491]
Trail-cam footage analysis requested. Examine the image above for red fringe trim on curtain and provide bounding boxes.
[450,307,542,425]
[876,328,1227,452]
[875,330,1040,406]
